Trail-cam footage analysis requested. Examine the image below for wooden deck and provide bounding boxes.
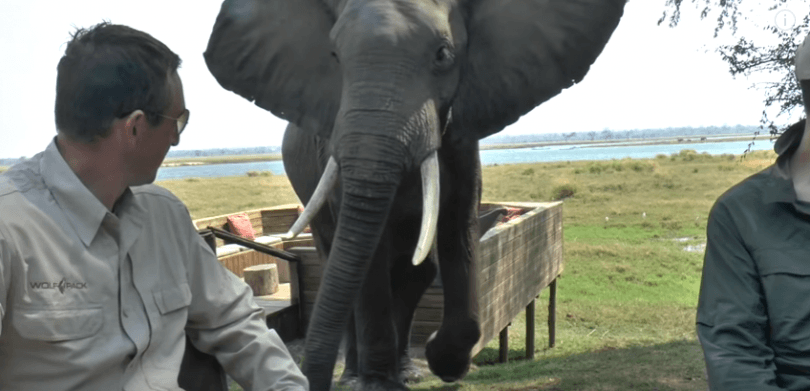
[199,201,564,360]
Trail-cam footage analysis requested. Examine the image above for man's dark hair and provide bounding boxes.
[802,80,810,117]
[55,22,181,143]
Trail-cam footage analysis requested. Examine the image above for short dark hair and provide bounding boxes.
[55,22,181,142]
[802,79,810,117]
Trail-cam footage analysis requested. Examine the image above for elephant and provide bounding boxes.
[204,0,625,389]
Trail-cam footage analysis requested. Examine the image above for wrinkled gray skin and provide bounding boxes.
[205,1,625,389]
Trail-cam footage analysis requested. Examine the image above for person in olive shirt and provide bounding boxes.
[0,23,308,390]
[697,33,810,390]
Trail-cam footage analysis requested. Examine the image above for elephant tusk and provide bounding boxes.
[280,157,339,240]
[412,152,440,266]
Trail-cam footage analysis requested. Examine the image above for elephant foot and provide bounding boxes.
[398,355,427,384]
[336,378,359,391]
[424,318,480,383]
[338,370,360,390]
[359,376,409,391]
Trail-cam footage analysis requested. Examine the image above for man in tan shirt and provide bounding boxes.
[0,22,308,390]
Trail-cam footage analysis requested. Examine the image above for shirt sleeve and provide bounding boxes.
[0,232,10,337]
[182,219,308,391]
[697,202,783,391]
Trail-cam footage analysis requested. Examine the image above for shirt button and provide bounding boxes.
[123,310,129,318]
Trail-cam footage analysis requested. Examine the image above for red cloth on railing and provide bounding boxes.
[500,207,525,224]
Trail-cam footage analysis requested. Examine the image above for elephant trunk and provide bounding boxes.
[301,98,443,390]
[302,158,402,391]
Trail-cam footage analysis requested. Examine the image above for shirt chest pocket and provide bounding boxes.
[757,249,810,323]
[152,283,192,316]
[12,306,103,342]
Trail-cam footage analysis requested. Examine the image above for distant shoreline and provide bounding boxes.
[156,134,767,168]
[161,154,283,168]
[479,134,766,150]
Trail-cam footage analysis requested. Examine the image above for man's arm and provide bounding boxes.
[182,225,308,391]
[697,202,782,390]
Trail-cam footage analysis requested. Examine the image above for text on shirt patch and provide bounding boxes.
[29,278,88,294]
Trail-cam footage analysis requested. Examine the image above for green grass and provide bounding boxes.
[161,149,778,391]
[0,166,7,173]
[158,172,300,220]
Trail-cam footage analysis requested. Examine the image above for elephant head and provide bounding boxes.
[205,0,625,388]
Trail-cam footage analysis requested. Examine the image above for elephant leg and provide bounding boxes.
[355,232,405,390]
[390,253,437,384]
[424,139,482,382]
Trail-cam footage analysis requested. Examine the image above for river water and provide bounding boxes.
[155,139,773,181]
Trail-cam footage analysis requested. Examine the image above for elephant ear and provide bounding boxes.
[204,0,341,138]
[454,0,626,140]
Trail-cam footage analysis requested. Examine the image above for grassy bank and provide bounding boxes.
[158,171,298,219]
[157,149,778,391]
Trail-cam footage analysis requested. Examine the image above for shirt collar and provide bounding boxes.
[764,120,807,205]
[39,138,112,247]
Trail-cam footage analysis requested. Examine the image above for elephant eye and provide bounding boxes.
[331,51,340,65]
[434,46,454,71]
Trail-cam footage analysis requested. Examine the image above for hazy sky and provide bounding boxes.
[1,0,807,159]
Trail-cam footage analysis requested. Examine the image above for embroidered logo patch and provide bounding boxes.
[29,278,88,294]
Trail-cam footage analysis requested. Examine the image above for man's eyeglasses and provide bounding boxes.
[155,108,190,136]
[119,109,190,136]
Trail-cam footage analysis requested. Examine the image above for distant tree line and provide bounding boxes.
[479,124,760,146]
[164,145,282,159]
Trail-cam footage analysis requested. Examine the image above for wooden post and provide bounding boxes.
[526,298,535,359]
[548,279,557,348]
[244,264,279,296]
[499,325,509,364]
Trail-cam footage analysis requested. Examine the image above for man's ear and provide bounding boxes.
[115,110,147,147]
[123,110,146,136]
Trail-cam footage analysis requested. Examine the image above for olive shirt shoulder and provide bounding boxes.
[706,163,800,254]
[698,158,810,391]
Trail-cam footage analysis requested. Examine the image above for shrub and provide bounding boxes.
[719,153,735,161]
[246,171,273,177]
[522,168,535,176]
[551,184,577,200]
[627,161,654,172]
[678,149,699,161]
